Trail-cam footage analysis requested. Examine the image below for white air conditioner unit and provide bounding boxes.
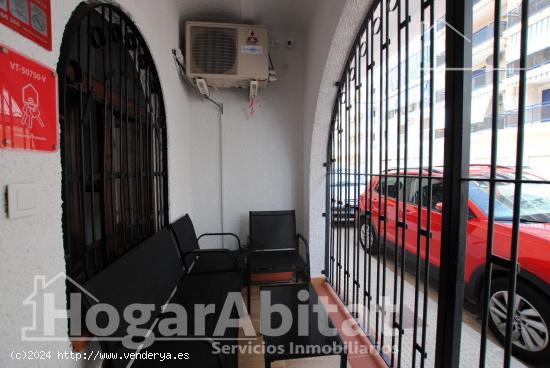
[185,21,269,89]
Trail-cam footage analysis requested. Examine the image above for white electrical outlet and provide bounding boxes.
[7,183,38,219]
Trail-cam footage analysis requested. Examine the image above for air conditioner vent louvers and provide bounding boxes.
[191,27,237,75]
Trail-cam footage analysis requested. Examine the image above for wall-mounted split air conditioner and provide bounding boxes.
[185,21,269,90]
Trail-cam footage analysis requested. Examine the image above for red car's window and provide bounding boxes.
[407,178,443,210]
[375,176,405,200]
[469,180,550,222]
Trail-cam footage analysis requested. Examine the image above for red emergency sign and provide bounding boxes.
[0,0,52,50]
[0,43,58,152]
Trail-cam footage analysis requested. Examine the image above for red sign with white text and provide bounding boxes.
[0,0,52,50]
[0,43,58,152]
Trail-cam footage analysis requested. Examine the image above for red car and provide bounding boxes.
[358,165,550,365]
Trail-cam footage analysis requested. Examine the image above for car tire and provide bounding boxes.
[487,278,550,366]
[359,216,378,255]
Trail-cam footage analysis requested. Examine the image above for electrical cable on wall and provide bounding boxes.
[248,96,256,118]
[249,80,259,118]
[219,106,225,248]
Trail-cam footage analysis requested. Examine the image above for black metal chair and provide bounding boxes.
[170,214,246,274]
[246,210,310,311]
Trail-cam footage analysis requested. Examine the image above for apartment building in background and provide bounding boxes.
[335,0,550,179]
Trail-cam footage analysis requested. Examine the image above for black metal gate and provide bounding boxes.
[325,0,550,367]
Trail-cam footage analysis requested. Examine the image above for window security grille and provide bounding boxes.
[58,3,169,283]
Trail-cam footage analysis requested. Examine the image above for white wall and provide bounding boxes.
[187,30,306,248]
[302,0,372,276]
[0,1,310,366]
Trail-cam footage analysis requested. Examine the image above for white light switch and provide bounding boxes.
[7,183,38,219]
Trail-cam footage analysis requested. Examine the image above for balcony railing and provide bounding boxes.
[508,0,550,28]
[472,70,492,90]
[473,21,506,47]
[471,103,550,132]
[506,46,550,78]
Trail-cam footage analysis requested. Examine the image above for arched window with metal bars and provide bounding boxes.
[58,3,168,284]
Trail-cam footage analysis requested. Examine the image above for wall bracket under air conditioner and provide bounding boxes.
[195,78,210,96]
[172,49,224,114]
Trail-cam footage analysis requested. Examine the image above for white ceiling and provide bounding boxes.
[177,0,320,31]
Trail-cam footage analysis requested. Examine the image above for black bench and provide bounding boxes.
[81,228,242,367]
